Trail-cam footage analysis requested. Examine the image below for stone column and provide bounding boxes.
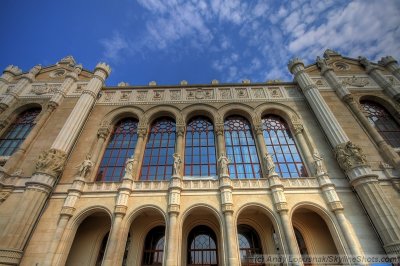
[51,63,111,154]
[165,173,182,266]
[316,56,400,170]
[175,124,185,176]
[359,57,400,101]
[253,123,269,177]
[219,173,239,266]
[288,58,400,257]
[91,125,112,165]
[0,65,41,113]
[215,121,226,156]
[0,65,21,93]
[312,152,364,257]
[379,56,400,82]
[0,63,111,265]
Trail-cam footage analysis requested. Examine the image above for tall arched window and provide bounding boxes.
[184,116,217,177]
[238,225,264,266]
[187,225,218,266]
[224,116,261,179]
[0,108,41,156]
[360,100,400,148]
[96,118,138,182]
[140,117,176,180]
[142,226,165,266]
[262,115,307,178]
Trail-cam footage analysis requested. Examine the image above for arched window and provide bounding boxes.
[187,225,218,266]
[262,115,307,178]
[184,116,217,177]
[360,100,400,148]
[142,226,165,266]
[0,108,41,156]
[238,225,264,266]
[294,228,310,265]
[224,116,261,179]
[140,117,176,180]
[96,118,139,182]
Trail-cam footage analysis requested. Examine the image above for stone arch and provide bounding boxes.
[0,102,43,135]
[218,102,255,124]
[181,103,219,124]
[62,206,112,266]
[181,204,225,266]
[123,205,167,266]
[255,102,303,132]
[100,106,145,129]
[236,203,286,256]
[290,202,346,257]
[144,104,182,126]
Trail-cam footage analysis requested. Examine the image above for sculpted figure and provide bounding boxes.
[173,153,182,176]
[78,154,93,178]
[312,151,325,175]
[218,153,230,176]
[125,155,136,177]
[264,153,276,176]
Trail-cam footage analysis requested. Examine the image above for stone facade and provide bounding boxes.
[0,51,399,265]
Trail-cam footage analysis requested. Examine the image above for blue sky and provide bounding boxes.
[1,0,399,86]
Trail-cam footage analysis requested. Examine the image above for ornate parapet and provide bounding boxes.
[3,65,22,76]
[94,62,111,81]
[334,141,368,172]
[35,149,67,177]
[287,57,305,74]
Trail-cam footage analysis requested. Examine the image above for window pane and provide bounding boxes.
[224,116,261,179]
[0,108,41,156]
[262,115,307,178]
[96,118,139,182]
[140,118,176,180]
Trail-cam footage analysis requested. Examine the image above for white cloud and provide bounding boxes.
[100,33,129,62]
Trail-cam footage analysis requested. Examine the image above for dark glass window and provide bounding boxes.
[361,100,400,148]
[95,232,109,266]
[0,108,40,156]
[184,116,217,177]
[96,118,138,182]
[224,116,261,179]
[142,226,165,266]
[262,115,307,178]
[140,118,176,180]
[294,228,310,265]
[238,225,264,266]
[187,225,218,266]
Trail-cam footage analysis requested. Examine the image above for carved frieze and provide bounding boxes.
[137,91,147,101]
[235,88,248,98]
[153,90,164,100]
[35,149,67,176]
[334,141,368,171]
[219,89,232,99]
[120,91,131,101]
[187,88,213,100]
[268,87,283,98]
[170,90,181,100]
[252,88,266,98]
[342,76,370,87]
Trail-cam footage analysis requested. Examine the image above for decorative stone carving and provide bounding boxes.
[252,88,265,98]
[235,88,248,98]
[173,153,182,176]
[218,154,230,177]
[211,79,219,85]
[219,89,231,99]
[215,124,224,136]
[31,85,49,95]
[170,90,181,100]
[180,80,188,85]
[59,55,76,66]
[149,81,157,86]
[187,88,213,100]
[103,92,115,102]
[120,91,130,101]
[323,49,341,58]
[313,151,326,175]
[137,128,147,138]
[334,141,368,171]
[153,90,164,100]
[124,155,137,178]
[334,62,350,71]
[77,154,93,178]
[316,56,332,73]
[35,149,67,176]
[269,87,283,98]
[292,123,304,135]
[0,191,11,203]
[137,91,147,101]
[49,69,66,78]
[342,76,369,87]
[0,156,9,166]
[118,81,129,87]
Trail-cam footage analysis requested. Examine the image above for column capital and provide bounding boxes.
[98,125,111,139]
[334,141,369,172]
[176,125,185,137]
[35,148,67,177]
[253,124,263,135]
[215,124,224,136]
[379,56,397,67]
[137,127,147,138]
[3,65,22,77]
[94,62,111,81]
[288,57,305,74]
[316,56,333,75]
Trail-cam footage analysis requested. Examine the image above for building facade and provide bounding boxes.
[0,50,399,265]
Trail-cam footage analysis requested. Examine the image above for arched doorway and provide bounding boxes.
[238,224,264,266]
[66,212,111,266]
[187,225,218,266]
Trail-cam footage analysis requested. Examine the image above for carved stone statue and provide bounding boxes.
[35,149,67,176]
[264,153,276,176]
[312,151,325,175]
[316,56,329,72]
[173,153,182,176]
[124,155,137,177]
[218,153,230,177]
[334,141,368,171]
[78,154,93,178]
